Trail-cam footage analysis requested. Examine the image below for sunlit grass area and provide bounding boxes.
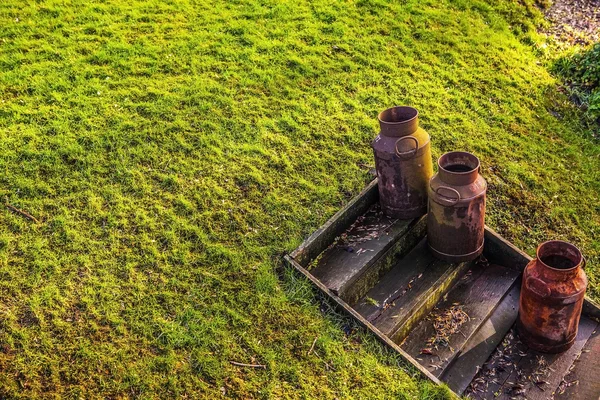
[0,0,598,398]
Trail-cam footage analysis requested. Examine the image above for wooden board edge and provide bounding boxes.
[390,260,473,344]
[483,226,600,321]
[340,215,427,305]
[483,225,532,269]
[282,254,455,395]
[583,297,600,322]
[289,179,379,267]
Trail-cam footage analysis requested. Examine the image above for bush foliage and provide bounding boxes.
[554,43,600,125]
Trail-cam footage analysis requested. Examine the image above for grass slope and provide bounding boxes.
[0,0,598,398]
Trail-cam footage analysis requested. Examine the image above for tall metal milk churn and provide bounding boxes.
[427,151,487,262]
[518,240,587,353]
[372,106,433,219]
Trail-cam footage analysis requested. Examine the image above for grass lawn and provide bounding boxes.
[0,0,598,398]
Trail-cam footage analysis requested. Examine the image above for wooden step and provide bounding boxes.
[554,323,600,400]
[354,238,473,343]
[310,205,425,304]
[466,317,597,399]
[441,284,520,394]
[400,263,520,378]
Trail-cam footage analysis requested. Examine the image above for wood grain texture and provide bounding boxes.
[353,235,475,344]
[290,179,378,267]
[286,184,600,400]
[353,238,436,322]
[343,215,427,305]
[467,317,597,400]
[401,263,520,378]
[441,283,520,394]
[310,207,414,299]
[483,226,531,271]
[554,323,600,400]
[389,259,473,344]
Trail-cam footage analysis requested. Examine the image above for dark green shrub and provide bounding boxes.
[554,43,600,124]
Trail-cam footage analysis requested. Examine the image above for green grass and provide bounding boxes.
[0,0,598,398]
[553,42,600,128]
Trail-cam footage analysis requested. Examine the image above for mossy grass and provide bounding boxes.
[0,0,598,398]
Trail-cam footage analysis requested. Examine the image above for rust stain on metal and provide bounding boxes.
[372,106,433,219]
[518,240,587,353]
[427,151,487,262]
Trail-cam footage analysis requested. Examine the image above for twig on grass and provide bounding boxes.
[229,361,266,369]
[4,197,39,224]
[307,336,318,356]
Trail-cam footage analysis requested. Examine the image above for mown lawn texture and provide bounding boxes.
[0,0,598,398]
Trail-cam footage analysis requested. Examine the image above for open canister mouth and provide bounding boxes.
[378,106,419,137]
[437,151,480,186]
[378,106,418,124]
[438,151,480,174]
[536,240,583,272]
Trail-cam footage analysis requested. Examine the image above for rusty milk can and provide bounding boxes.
[427,151,486,262]
[372,106,433,219]
[518,240,587,353]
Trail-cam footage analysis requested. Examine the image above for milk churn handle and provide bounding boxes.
[435,186,460,206]
[395,136,419,160]
[526,276,551,298]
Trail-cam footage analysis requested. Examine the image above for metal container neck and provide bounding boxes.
[378,106,419,137]
[536,240,583,281]
[437,151,480,185]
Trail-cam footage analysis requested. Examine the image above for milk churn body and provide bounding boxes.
[427,152,486,262]
[372,107,433,219]
[518,240,587,353]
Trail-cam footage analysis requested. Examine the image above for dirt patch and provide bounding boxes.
[541,0,600,45]
[18,308,39,328]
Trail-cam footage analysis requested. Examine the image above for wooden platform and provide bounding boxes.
[285,179,600,399]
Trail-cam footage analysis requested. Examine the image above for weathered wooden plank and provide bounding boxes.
[464,328,528,398]
[342,216,427,306]
[354,237,472,343]
[553,323,600,400]
[441,283,520,394]
[310,207,417,301]
[290,179,379,267]
[282,254,448,389]
[483,226,531,271]
[389,259,473,343]
[582,297,600,322]
[467,317,597,400]
[354,238,436,321]
[401,263,520,378]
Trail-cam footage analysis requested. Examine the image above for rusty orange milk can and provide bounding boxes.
[372,106,433,219]
[518,240,587,353]
[427,151,486,262]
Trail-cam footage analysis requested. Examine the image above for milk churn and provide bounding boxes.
[518,240,587,353]
[427,151,486,262]
[372,106,433,219]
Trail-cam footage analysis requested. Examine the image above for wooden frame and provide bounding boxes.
[283,179,600,394]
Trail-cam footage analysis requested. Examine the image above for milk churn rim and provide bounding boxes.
[377,106,419,125]
[535,240,584,272]
[437,151,481,175]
